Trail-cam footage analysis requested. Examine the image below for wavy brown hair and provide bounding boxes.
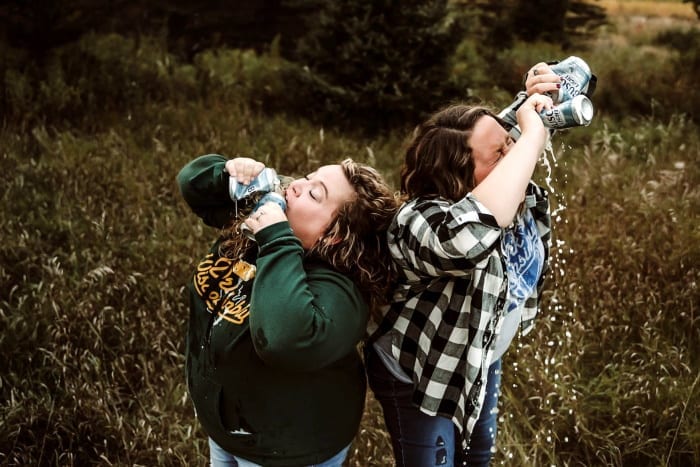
[219,159,398,313]
[401,104,505,201]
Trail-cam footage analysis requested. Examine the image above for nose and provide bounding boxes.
[288,179,303,197]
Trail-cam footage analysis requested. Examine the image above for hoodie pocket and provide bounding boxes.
[216,386,259,449]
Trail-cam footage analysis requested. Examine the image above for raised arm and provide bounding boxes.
[472,94,551,227]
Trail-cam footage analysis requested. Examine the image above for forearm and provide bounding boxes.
[177,154,238,228]
[250,223,366,370]
[470,129,546,227]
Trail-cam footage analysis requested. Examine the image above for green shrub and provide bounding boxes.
[654,28,700,121]
[489,41,568,96]
[1,33,198,128]
[290,0,466,131]
[584,45,675,121]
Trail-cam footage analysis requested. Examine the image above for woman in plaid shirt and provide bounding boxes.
[367,65,561,466]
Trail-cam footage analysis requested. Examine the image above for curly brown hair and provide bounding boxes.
[219,159,398,314]
[401,104,505,201]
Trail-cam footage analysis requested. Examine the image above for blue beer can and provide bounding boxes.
[228,168,281,201]
[240,192,287,240]
[547,56,593,104]
[253,191,287,212]
[540,95,594,129]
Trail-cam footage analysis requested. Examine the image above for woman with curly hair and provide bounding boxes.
[177,154,397,466]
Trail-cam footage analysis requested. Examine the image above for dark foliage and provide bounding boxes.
[160,0,325,60]
[0,0,321,59]
[0,0,134,58]
[653,28,700,120]
[1,0,467,132]
[287,0,465,131]
[453,0,606,95]
[464,0,606,51]
[510,0,570,44]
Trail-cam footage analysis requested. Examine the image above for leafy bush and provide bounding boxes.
[486,41,569,97]
[290,0,466,131]
[462,0,606,51]
[1,33,198,128]
[583,45,673,121]
[653,28,700,121]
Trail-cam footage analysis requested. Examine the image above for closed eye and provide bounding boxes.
[304,175,319,201]
[497,136,514,160]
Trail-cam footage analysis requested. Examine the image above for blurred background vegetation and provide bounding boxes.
[1,0,698,465]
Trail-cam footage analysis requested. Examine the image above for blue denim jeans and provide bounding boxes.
[365,346,502,467]
[208,438,350,467]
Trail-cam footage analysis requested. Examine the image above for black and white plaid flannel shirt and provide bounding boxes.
[370,181,551,446]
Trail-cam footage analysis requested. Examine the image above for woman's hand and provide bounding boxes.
[524,62,561,97]
[244,201,287,235]
[225,157,266,185]
[516,93,553,135]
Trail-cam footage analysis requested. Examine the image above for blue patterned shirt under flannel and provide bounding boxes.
[370,181,551,447]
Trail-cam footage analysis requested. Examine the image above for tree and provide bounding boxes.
[462,0,606,49]
[0,0,322,60]
[291,0,465,130]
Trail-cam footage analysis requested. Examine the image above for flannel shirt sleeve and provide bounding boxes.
[390,194,502,278]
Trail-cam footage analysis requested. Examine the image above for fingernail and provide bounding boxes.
[557,84,561,88]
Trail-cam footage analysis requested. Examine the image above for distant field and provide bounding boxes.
[598,0,697,18]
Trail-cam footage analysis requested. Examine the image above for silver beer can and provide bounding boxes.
[540,94,594,129]
[253,191,287,211]
[241,191,287,240]
[228,167,281,201]
[547,56,593,104]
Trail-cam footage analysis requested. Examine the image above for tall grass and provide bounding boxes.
[1,21,698,467]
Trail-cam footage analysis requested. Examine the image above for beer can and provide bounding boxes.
[228,168,281,201]
[547,56,593,104]
[539,94,594,129]
[253,191,287,212]
[240,191,287,240]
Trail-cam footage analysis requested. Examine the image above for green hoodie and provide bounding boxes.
[178,155,368,466]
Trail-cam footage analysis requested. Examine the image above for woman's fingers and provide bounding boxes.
[525,62,561,96]
[226,157,266,185]
[244,202,286,234]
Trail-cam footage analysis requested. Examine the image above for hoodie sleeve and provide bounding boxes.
[248,223,368,371]
[177,154,241,229]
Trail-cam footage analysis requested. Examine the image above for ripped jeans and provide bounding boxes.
[365,346,501,467]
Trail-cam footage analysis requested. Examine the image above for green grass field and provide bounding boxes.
[1,4,698,466]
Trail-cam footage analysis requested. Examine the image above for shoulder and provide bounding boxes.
[393,196,451,227]
[308,259,367,306]
[304,258,359,289]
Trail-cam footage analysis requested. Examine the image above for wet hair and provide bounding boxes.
[400,104,505,201]
[219,159,398,312]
